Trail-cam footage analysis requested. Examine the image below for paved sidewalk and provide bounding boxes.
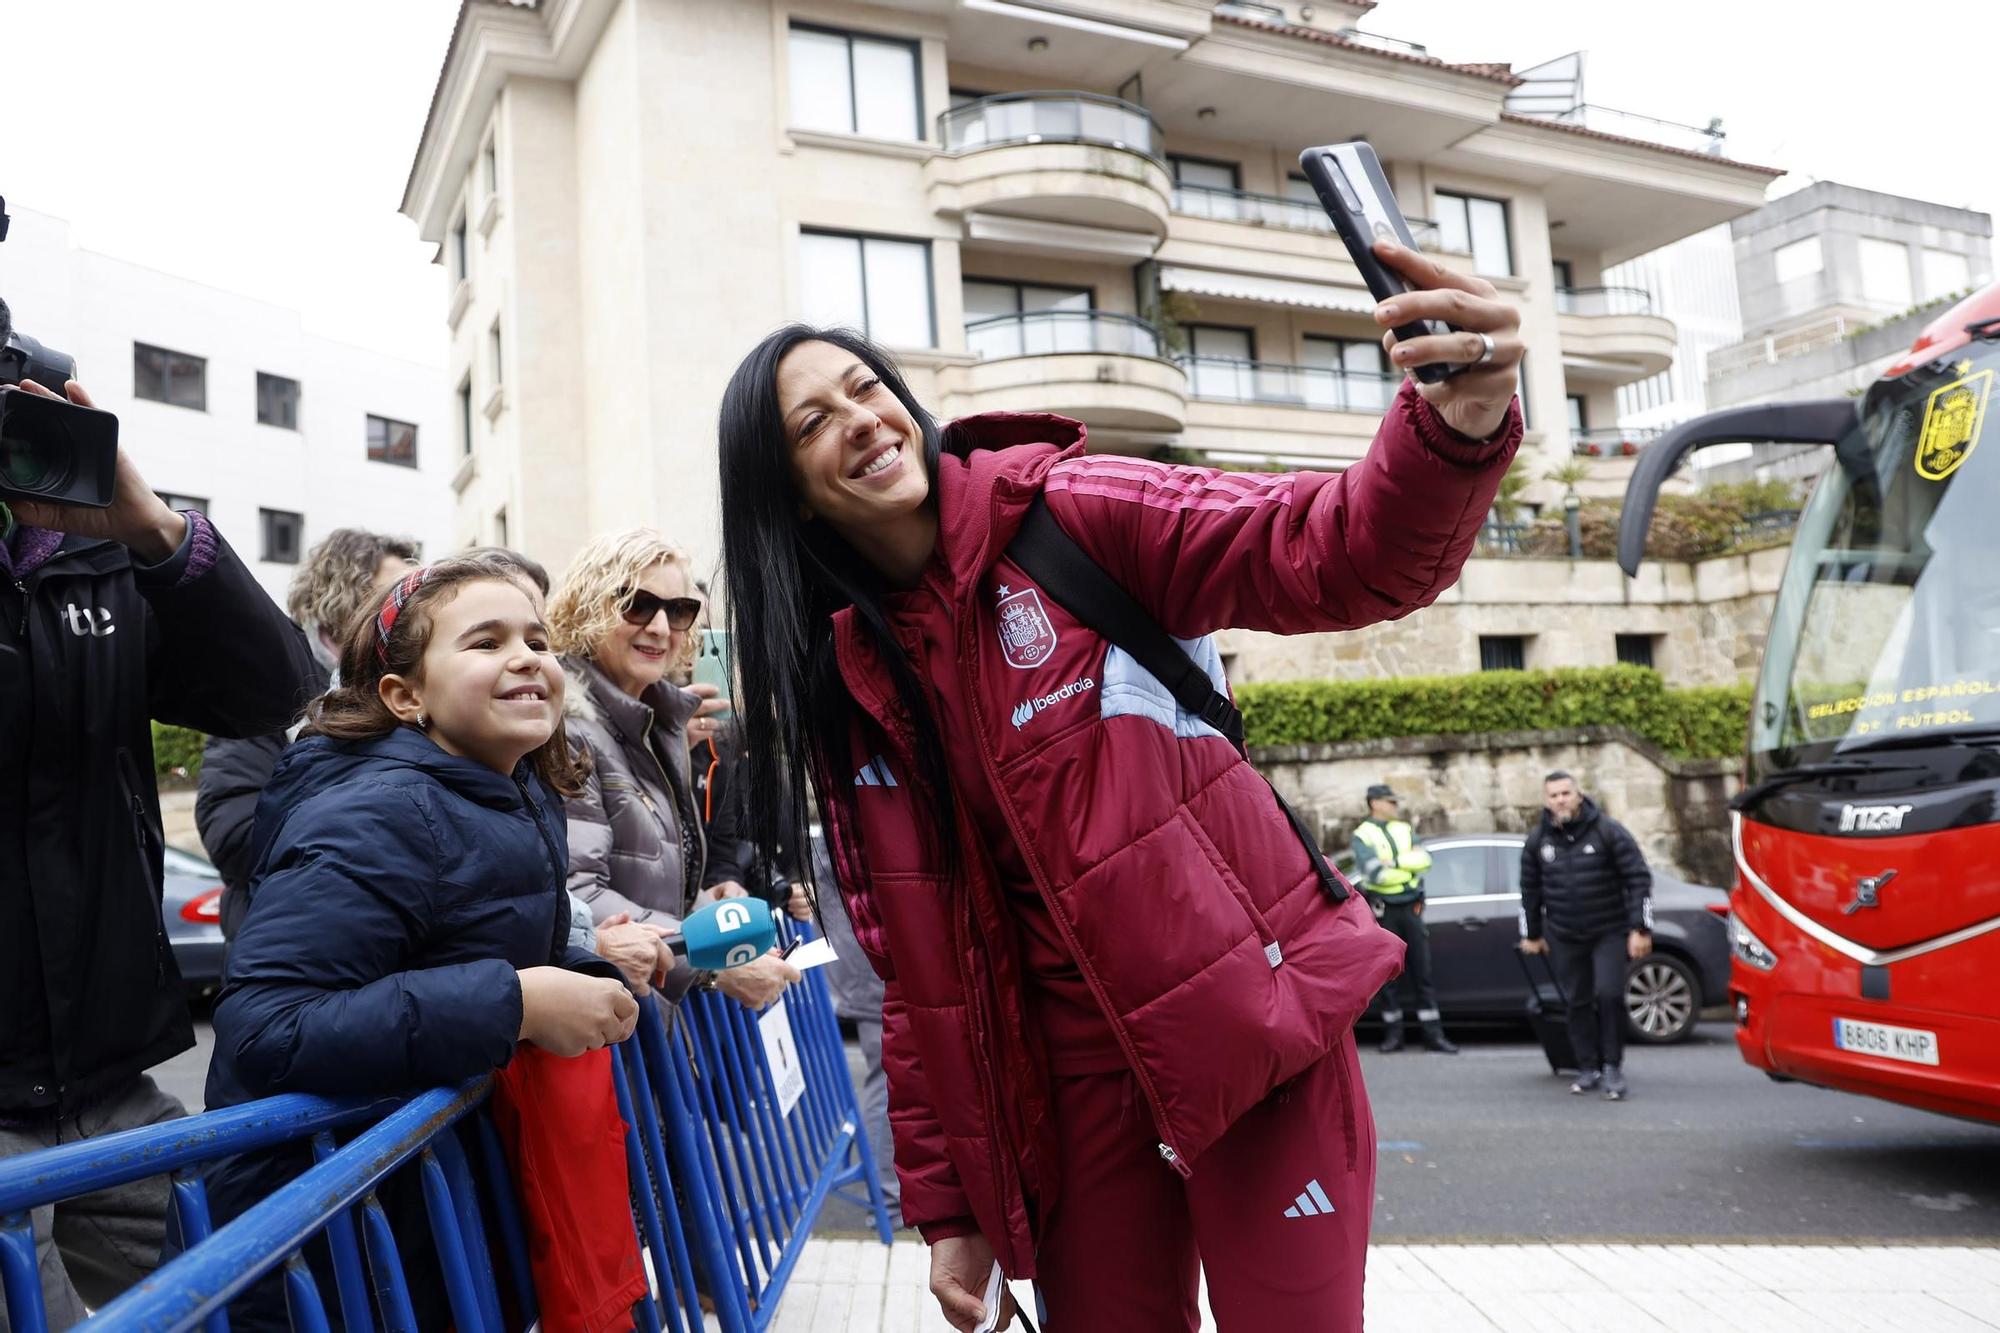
[765,1238,2000,1331]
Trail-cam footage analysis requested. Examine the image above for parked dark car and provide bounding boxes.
[1336,832,1731,1044]
[163,844,227,997]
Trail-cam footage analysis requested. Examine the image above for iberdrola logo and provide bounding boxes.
[1012,677,1095,730]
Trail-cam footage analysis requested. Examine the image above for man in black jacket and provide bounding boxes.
[0,377,318,1326]
[1519,770,1654,1101]
[196,528,419,939]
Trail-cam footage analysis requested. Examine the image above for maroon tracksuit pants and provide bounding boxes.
[1031,1031,1377,1331]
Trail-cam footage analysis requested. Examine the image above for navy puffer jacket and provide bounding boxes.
[1519,796,1654,941]
[203,725,614,1328]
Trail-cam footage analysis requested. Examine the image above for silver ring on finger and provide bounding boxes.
[1472,331,1496,367]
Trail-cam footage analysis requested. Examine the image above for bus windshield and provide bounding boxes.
[1752,339,2000,771]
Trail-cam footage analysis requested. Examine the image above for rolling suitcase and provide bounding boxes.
[1516,948,1581,1075]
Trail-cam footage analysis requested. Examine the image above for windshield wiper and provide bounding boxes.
[1733,758,1927,810]
[1836,727,2000,756]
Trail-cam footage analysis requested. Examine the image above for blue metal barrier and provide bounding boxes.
[0,907,893,1332]
[637,913,895,1331]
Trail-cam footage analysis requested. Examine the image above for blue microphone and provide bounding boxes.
[679,898,778,970]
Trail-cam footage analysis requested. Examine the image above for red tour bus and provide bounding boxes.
[1618,285,2000,1124]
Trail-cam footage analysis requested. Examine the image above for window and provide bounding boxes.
[1773,236,1822,284]
[482,137,499,200]
[1859,238,1912,307]
[450,211,469,283]
[1283,173,1317,204]
[457,377,474,457]
[1435,192,1512,275]
[156,492,208,515]
[1551,259,1574,290]
[963,279,1092,357]
[260,509,304,565]
[256,373,300,430]
[1923,247,1971,303]
[1615,633,1658,669]
[1301,335,1391,411]
[799,231,934,347]
[1566,394,1587,433]
[1479,635,1527,672]
[1183,324,1256,400]
[1421,844,1492,898]
[367,414,419,468]
[133,343,207,411]
[787,24,922,141]
[488,319,505,387]
[1168,156,1239,190]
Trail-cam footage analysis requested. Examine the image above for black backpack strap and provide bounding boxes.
[1005,496,1347,903]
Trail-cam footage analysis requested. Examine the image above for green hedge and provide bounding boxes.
[1238,664,1751,759]
[151,722,206,783]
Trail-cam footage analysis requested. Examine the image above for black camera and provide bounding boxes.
[0,197,119,509]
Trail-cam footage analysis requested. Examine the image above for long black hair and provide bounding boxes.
[718,324,961,908]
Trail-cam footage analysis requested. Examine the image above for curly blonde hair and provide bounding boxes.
[286,528,422,639]
[547,528,700,671]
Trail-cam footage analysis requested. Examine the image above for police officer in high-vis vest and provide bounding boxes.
[1351,784,1458,1054]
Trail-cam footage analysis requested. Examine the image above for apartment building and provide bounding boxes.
[0,206,452,603]
[401,0,1780,581]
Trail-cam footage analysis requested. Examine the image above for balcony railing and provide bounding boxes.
[1178,356,1400,413]
[1477,521,1532,556]
[1515,103,1727,157]
[1555,285,1656,317]
[1571,425,1663,458]
[964,309,1166,361]
[938,92,1161,159]
[1170,183,1443,248]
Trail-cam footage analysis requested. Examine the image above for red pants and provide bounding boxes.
[1033,1033,1377,1331]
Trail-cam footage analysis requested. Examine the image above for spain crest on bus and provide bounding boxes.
[1916,365,1991,481]
[995,585,1058,670]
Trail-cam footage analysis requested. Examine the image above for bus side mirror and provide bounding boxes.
[1616,400,1859,576]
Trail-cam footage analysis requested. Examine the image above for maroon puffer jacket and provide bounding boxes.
[822,381,1520,1275]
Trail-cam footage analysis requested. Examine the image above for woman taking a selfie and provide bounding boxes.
[717,243,1522,1331]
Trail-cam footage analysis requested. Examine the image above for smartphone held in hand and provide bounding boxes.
[1297,141,1466,384]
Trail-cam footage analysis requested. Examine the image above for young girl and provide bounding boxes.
[204,551,640,1328]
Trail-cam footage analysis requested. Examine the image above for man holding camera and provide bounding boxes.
[0,358,318,1325]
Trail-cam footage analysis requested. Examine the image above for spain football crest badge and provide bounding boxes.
[995,584,1057,670]
[1915,366,1991,482]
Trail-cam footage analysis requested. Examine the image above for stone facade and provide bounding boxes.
[1255,726,1741,888]
[1220,546,1788,687]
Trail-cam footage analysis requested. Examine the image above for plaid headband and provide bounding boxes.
[375,567,433,665]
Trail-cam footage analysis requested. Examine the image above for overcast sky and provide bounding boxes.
[5,0,1992,367]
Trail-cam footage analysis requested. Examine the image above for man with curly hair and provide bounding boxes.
[195,528,419,938]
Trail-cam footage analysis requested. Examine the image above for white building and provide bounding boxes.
[0,206,452,603]
[1608,222,1743,435]
[400,0,1783,577]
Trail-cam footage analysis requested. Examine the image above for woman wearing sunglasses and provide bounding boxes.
[546,528,799,1010]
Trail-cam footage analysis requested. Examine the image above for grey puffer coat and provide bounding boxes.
[562,657,706,999]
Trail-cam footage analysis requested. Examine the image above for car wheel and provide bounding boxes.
[1624,953,1700,1044]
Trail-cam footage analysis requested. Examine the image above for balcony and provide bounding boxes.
[1570,426,1662,458]
[938,311,1187,435]
[1556,286,1677,386]
[1177,357,1401,466]
[1170,183,1444,250]
[926,93,1172,243]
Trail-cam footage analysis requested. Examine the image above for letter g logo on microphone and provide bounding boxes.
[716,901,755,933]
